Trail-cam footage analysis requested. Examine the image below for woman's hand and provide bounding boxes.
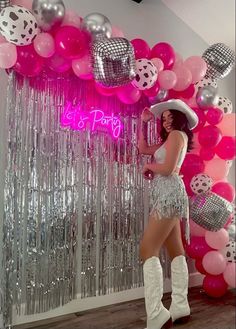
[141,107,154,123]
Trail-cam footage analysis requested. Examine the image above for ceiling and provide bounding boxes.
[161,0,235,51]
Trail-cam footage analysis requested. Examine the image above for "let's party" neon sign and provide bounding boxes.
[61,102,123,139]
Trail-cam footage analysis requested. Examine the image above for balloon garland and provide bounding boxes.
[0,0,236,298]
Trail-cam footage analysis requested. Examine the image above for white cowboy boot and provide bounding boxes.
[169,255,191,324]
[143,256,172,329]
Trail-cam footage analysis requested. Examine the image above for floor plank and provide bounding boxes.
[15,287,236,329]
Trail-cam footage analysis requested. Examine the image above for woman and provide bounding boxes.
[138,99,198,329]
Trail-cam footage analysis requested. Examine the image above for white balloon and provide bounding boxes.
[217,96,233,114]
[132,59,158,90]
[220,241,236,263]
[190,173,213,195]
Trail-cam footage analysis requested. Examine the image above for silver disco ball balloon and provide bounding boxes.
[82,12,112,40]
[196,85,219,110]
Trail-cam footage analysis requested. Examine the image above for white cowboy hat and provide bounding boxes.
[150,99,199,130]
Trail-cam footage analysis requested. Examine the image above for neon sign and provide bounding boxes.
[60,102,123,139]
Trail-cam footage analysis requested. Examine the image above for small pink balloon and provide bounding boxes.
[14,44,44,77]
[190,219,207,236]
[187,97,198,108]
[33,33,55,58]
[130,38,150,59]
[203,274,228,298]
[157,70,177,90]
[117,83,142,104]
[181,154,205,178]
[212,181,235,203]
[0,43,17,69]
[198,125,222,148]
[172,66,192,91]
[184,56,207,84]
[12,0,32,10]
[199,147,215,161]
[206,107,223,125]
[112,26,124,38]
[204,158,228,181]
[215,136,236,160]
[62,10,82,28]
[72,54,92,77]
[185,236,212,259]
[150,42,175,69]
[195,259,207,275]
[217,113,236,136]
[223,263,236,288]
[151,58,164,72]
[0,35,7,44]
[143,81,160,97]
[191,108,206,133]
[172,52,183,69]
[203,250,227,275]
[205,229,229,250]
[46,53,71,73]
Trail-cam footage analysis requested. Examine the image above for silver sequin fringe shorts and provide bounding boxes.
[150,173,190,243]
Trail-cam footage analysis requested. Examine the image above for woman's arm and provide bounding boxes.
[143,130,184,176]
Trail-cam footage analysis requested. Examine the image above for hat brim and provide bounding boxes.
[150,99,199,130]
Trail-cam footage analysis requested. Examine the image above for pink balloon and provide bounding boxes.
[14,44,44,77]
[95,83,118,97]
[184,56,207,84]
[192,108,206,133]
[203,250,227,275]
[204,158,228,181]
[151,58,164,72]
[203,274,228,298]
[117,83,142,104]
[187,97,198,108]
[55,26,87,60]
[215,136,236,160]
[199,147,215,161]
[130,39,150,59]
[150,42,175,69]
[62,10,82,28]
[224,214,233,229]
[192,132,201,150]
[195,259,207,275]
[172,52,183,69]
[181,154,205,178]
[0,43,17,69]
[172,66,192,91]
[223,263,236,288]
[46,53,71,73]
[185,236,212,259]
[143,81,160,97]
[78,73,93,80]
[190,219,207,236]
[12,0,32,10]
[33,33,55,58]
[72,54,92,77]
[205,229,229,250]
[217,113,236,136]
[212,181,235,203]
[0,35,7,44]
[198,125,222,148]
[112,26,124,38]
[206,107,223,125]
[157,70,177,90]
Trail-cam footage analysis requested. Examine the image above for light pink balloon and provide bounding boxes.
[158,70,177,90]
[205,229,229,250]
[172,65,192,91]
[186,97,198,108]
[190,219,206,236]
[184,56,207,84]
[33,33,55,58]
[151,58,164,72]
[203,250,227,275]
[112,26,125,38]
[0,43,17,69]
[223,263,236,288]
[12,0,32,10]
[72,54,92,77]
[172,52,183,69]
[217,113,236,136]
[0,35,7,44]
[204,158,228,181]
[62,10,82,28]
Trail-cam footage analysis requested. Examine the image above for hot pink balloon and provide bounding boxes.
[203,250,227,275]
[217,113,236,136]
[192,108,206,133]
[195,259,207,275]
[112,26,124,38]
[172,66,192,91]
[192,131,201,150]
[205,229,229,250]
[95,83,118,97]
[206,107,223,125]
[55,26,87,60]
[130,39,150,59]
[150,42,175,69]
[198,125,222,148]
[157,70,177,90]
[212,181,235,203]
[117,83,142,104]
[223,263,236,288]
[143,81,160,97]
[12,0,32,10]
[62,10,82,28]
[46,53,71,73]
[203,274,228,298]
[181,154,205,178]
[185,236,212,259]
[204,158,228,181]
[199,147,215,161]
[33,33,55,58]
[72,54,92,77]
[184,56,207,84]
[14,44,44,77]
[215,136,236,160]
[190,219,207,237]
[151,58,164,72]
[0,43,17,69]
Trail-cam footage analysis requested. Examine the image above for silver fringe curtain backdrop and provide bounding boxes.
[0,72,170,329]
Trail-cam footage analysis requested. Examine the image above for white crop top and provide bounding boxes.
[154,131,188,169]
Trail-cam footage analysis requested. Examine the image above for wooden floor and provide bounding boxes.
[16,287,236,329]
